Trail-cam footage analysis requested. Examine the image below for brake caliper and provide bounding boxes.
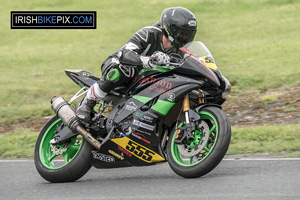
[175,121,210,157]
[174,123,196,144]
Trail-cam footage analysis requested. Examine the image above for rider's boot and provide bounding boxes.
[76,82,107,123]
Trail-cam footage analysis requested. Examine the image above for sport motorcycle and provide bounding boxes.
[34,41,231,182]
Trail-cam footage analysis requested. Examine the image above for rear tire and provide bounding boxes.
[167,106,231,178]
[34,116,93,183]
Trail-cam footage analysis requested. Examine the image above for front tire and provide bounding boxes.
[34,116,93,183]
[167,106,231,178]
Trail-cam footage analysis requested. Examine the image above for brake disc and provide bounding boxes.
[177,121,210,157]
[50,143,70,155]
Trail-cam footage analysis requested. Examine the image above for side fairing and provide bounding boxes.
[112,73,201,124]
[104,74,202,166]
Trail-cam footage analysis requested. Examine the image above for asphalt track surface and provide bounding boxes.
[0,156,299,200]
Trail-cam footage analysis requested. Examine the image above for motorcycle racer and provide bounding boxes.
[76,7,198,123]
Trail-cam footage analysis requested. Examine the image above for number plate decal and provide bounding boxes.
[111,137,165,163]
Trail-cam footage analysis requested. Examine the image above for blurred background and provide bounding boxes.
[0,0,299,158]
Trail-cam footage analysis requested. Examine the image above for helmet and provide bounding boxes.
[160,7,197,49]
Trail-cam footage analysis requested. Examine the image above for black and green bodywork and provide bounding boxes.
[64,55,222,169]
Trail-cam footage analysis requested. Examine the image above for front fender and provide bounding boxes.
[193,103,222,113]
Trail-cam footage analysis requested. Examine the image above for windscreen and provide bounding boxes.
[180,41,218,71]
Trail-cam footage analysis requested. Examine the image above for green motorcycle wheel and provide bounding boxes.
[167,106,231,178]
[34,116,92,183]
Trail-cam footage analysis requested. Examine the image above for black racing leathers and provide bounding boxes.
[98,22,182,93]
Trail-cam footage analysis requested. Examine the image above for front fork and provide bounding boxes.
[183,90,203,124]
[174,93,202,143]
[183,94,191,124]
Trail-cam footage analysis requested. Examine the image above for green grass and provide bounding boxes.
[0,128,38,158]
[1,0,300,125]
[260,95,278,104]
[1,124,299,158]
[228,124,300,155]
[281,152,300,158]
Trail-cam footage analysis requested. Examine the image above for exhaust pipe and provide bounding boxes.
[51,96,101,150]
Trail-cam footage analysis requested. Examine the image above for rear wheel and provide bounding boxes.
[167,106,231,178]
[34,116,93,183]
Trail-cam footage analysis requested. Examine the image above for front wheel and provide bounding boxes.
[34,116,93,183]
[167,106,231,178]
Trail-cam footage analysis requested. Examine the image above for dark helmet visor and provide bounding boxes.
[166,24,197,49]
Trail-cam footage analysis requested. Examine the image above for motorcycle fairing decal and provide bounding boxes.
[111,137,165,163]
[137,76,199,97]
[134,79,200,115]
[131,75,174,97]
[133,95,174,116]
[114,70,163,95]
[201,56,217,70]
[91,151,115,162]
[132,95,152,104]
[158,83,200,103]
[151,100,175,115]
[91,139,145,168]
[114,98,145,124]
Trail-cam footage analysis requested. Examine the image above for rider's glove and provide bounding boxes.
[149,51,170,67]
[140,51,170,69]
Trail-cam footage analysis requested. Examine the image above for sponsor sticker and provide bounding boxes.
[133,120,154,131]
[82,72,93,77]
[108,150,124,160]
[135,112,153,123]
[188,20,197,27]
[131,132,151,144]
[91,151,115,162]
[138,75,172,94]
[132,126,152,136]
[118,146,132,157]
[125,101,138,111]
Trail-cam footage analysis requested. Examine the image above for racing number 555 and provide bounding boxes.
[126,140,155,162]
